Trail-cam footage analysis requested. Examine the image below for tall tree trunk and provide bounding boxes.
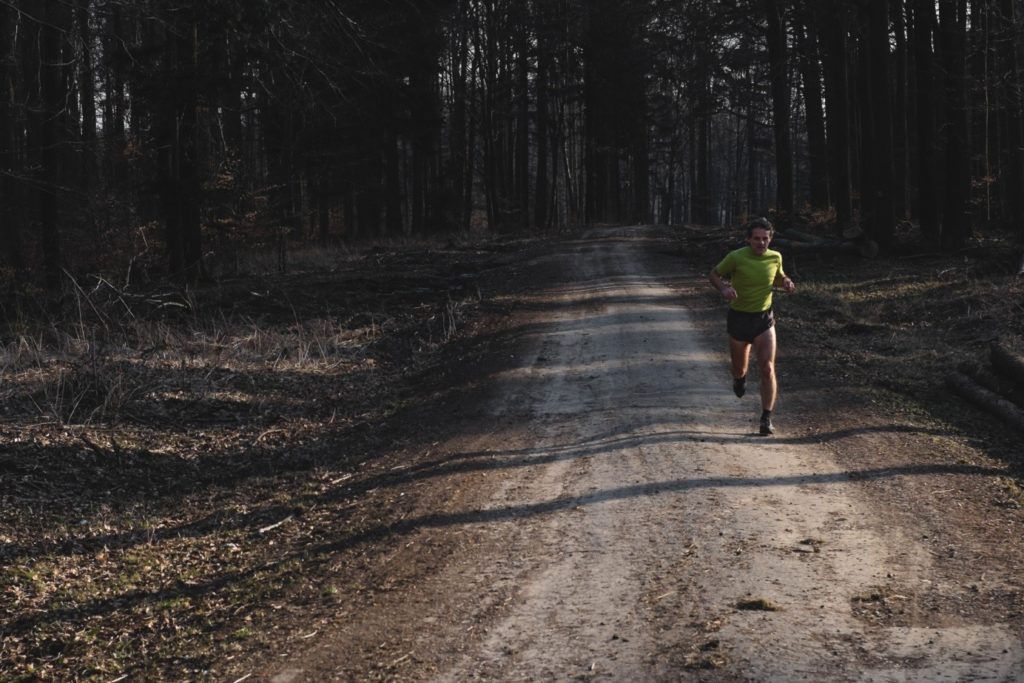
[633,90,650,224]
[515,16,530,227]
[765,0,793,225]
[997,0,1024,235]
[59,0,78,194]
[261,63,299,233]
[40,0,67,292]
[102,3,128,187]
[410,41,440,235]
[412,133,426,236]
[478,7,500,229]
[317,164,331,243]
[689,116,698,223]
[535,24,551,228]
[385,131,403,235]
[159,40,184,275]
[0,4,23,270]
[795,5,829,211]
[449,0,471,232]
[77,0,97,191]
[969,0,989,226]
[858,32,877,235]
[746,73,758,216]
[892,0,911,219]
[180,15,202,281]
[159,9,203,282]
[222,44,244,158]
[583,46,605,223]
[22,0,42,252]
[463,68,478,233]
[819,1,853,225]
[865,0,896,248]
[695,82,711,224]
[911,0,939,236]
[356,141,383,239]
[939,0,971,249]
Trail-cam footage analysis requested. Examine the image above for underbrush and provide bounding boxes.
[775,230,1024,466]
[0,239,512,681]
[0,314,388,427]
[787,246,1024,384]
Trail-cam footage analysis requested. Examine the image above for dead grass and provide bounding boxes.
[0,238,522,680]
[3,223,1023,679]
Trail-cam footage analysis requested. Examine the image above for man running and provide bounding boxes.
[708,217,795,435]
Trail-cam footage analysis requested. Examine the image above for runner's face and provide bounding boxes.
[747,227,771,255]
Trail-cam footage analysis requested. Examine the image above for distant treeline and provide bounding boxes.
[0,0,1020,290]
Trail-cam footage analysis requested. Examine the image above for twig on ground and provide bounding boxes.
[389,652,412,667]
[255,428,286,444]
[258,516,294,534]
[79,433,106,456]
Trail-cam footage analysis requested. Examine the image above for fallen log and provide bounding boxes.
[945,371,1024,433]
[959,360,1018,398]
[779,228,826,243]
[990,342,1024,387]
[771,237,879,258]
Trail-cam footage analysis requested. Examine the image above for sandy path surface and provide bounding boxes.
[270,226,1024,682]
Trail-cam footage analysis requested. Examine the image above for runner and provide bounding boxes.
[708,217,795,435]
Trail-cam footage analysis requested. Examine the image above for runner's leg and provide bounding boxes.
[753,326,778,411]
[729,337,751,381]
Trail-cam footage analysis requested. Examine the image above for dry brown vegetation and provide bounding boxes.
[0,238,527,680]
[2,224,1024,681]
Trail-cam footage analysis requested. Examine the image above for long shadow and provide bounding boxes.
[0,339,529,554]
[338,423,964,497]
[298,423,974,513]
[0,244,969,559]
[0,421,984,564]
[2,461,1005,638]
[10,228,1004,622]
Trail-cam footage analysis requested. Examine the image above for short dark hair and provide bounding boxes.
[744,217,773,236]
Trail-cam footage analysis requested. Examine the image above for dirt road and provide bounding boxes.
[269,226,1024,682]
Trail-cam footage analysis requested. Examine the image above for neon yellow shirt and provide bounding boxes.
[714,246,786,313]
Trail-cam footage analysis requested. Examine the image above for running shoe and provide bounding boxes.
[733,376,746,398]
[759,416,774,436]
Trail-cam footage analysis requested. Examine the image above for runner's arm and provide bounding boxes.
[709,268,737,301]
[773,272,795,293]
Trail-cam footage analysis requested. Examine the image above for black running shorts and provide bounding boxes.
[727,308,775,343]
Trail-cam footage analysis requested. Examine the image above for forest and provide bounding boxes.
[2,0,1022,302]
[7,1,1024,679]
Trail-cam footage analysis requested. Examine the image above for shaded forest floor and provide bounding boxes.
[2,223,1024,681]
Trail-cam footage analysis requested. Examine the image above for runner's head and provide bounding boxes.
[744,217,773,238]
[744,218,773,255]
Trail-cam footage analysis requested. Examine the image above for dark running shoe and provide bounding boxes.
[733,376,746,398]
[759,416,775,436]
